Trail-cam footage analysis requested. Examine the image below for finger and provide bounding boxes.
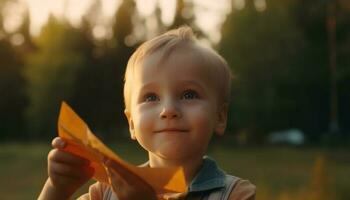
[48,149,90,166]
[49,169,92,194]
[51,137,66,149]
[50,162,94,179]
[50,171,80,186]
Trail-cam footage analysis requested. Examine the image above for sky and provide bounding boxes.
[0,0,265,44]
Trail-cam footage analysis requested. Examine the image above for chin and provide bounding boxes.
[157,146,200,161]
[159,147,184,158]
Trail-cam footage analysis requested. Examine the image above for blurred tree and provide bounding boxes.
[326,0,339,134]
[295,0,350,141]
[113,0,135,47]
[220,0,350,143]
[169,0,194,29]
[0,3,29,141]
[69,0,137,140]
[0,37,27,140]
[335,0,350,135]
[168,0,203,38]
[220,0,306,143]
[24,16,94,139]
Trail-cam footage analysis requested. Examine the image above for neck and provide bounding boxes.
[148,153,203,185]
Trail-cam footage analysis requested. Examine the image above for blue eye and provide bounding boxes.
[182,90,199,100]
[144,93,159,102]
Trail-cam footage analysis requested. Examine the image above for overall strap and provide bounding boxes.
[205,175,240,200]
[103,186,118,200]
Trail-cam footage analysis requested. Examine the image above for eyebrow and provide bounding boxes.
[179,80,205,90]
[139,82,158,92]
[140,80,205,89]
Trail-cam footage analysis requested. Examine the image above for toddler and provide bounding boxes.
[39,26,256,200]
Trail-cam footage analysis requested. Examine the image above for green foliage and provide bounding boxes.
[0,5,33,141]
[169,0,193,29]
[21,0,139,140]
[24,16,92,138]
[219,0,350,142]
[113,0,135,46]
[336,1,350,132]
[0,39,27,139]
[1,0,349,142]
[168,0,203,38]
[68,0,137,140]
[220,0,306,141]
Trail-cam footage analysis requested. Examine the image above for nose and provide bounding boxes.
[159,100,181,119]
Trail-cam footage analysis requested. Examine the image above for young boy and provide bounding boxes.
[39,26,256,200]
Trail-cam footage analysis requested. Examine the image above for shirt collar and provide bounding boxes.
[188,156,226,192]
[141,156,226,193]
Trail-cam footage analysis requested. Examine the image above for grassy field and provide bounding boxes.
[0,141,349,200]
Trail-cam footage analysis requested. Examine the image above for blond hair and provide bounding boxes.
[123,26,232,110]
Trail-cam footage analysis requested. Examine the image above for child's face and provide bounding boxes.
[125,49,227,161]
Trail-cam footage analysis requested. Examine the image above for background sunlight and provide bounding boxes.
[0,0,349,199]
[3,0,231,43]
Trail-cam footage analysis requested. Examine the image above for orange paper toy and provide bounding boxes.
[58,102,187,194]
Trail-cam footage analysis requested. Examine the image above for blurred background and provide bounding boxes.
[0,0,349,199]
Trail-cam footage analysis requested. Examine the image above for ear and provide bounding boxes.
[214,103,228,136]
[124,109,136,140]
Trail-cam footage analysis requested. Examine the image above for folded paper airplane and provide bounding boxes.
[58,102,187,194]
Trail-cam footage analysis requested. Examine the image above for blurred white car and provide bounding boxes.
[268,128,305,145]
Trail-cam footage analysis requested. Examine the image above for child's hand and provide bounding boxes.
[104,158,157,200]
[38,137,94,200]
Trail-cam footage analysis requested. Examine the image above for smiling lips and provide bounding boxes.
[155,128,188,133]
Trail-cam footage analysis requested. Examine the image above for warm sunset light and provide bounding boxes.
[2,0,349,199]
[2,0,231,43]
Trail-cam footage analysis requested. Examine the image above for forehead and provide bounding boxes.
[134,48,214,85]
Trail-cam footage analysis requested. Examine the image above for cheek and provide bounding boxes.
[184,105,214,155]
[132,106,162,152]
[186,103,216,133]
[133,106,156,134]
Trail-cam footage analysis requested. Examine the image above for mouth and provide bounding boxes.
[154,128,188,133]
